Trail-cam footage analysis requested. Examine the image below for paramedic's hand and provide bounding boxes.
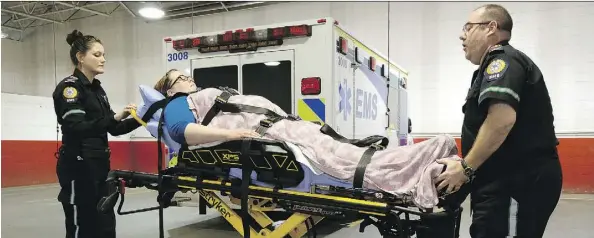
[435,159,467,194]
[226,129,261,140]
[114,103,137,121]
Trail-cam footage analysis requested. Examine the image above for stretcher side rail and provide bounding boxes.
[99,169,463,238]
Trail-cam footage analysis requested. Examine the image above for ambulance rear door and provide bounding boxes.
[191,49,295,114]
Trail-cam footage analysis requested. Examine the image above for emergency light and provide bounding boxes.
[338,36,348,55]
[170,24,313,52]
[301,77,321,95]
[369,56,376,72]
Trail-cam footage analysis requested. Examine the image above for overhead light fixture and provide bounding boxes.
[1,32,8,39]
[264,61,280,66]
[138,6,165,19]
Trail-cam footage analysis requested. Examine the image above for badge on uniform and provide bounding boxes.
[63,86,78,103]
[484,59,507,82]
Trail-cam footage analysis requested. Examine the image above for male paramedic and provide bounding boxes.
[434,4,563,238]
[53,29,141,238]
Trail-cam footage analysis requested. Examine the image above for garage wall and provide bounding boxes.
[2,2,592,192]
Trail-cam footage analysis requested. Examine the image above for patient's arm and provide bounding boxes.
[164,96,234,145]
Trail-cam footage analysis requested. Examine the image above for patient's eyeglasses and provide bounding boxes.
[169,75,193,88]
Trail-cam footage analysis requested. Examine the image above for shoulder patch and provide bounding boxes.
[484,58,508,82]
[63,86,78,99]
[63,75,78,83]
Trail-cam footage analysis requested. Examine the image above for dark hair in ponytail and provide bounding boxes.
[66,29,102,66]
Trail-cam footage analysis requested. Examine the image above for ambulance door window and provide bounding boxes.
[193,66,239,90]
[242,60,292,114]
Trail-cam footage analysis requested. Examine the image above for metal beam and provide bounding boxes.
[2,25,23,32]
[1,8,63,24]
[220,2,229,11]
[54,2,110,17]
[166,2,264,18]
[119,2,136,17]
[11,2,107,23]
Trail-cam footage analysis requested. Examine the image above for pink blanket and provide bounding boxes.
[186,88,461,209]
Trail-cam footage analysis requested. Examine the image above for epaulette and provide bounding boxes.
[63,75,78,83]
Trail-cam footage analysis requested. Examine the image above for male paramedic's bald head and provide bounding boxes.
[459,4,513,65]
[154,69,198,97]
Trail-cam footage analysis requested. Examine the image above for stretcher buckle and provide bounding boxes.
[370,143,385,150]
[259,119,273,128]
[287,114,301,121]
[215,96,228,104]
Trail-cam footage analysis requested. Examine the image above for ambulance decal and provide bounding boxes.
[338,78,352,121]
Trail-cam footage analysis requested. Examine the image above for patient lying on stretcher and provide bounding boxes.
[147,69,462,209]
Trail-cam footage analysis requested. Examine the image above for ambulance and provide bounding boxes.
[163,17,409,146]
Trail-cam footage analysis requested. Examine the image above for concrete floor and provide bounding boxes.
[2,184,594,238]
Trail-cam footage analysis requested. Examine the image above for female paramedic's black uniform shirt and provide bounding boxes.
[461,40,558,178]
[52,68,140,199]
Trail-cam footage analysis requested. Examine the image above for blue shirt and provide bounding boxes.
[163,96,195,145]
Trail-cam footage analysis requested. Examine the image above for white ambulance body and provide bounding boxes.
[163,17,409,145]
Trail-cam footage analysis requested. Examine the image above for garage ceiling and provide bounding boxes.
[1,1,278,39]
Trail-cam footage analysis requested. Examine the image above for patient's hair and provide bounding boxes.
[66,29,102,66]
[154,69,178,96]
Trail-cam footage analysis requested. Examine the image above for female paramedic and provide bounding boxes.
[52,29,141,238]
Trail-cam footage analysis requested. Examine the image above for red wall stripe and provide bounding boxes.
[1,140,166,188]
[2,138,593,193]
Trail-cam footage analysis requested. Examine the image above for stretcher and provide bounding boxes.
[97,87,463,238]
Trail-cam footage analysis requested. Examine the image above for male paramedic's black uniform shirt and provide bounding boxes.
[461,41,558,177]
[53,68,140,155]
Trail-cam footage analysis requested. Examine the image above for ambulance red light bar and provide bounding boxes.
[222,31,233,43]
[269,24,312,39]
[172,37,202,50]
[301,77,321,95]
[171,24,312,52]
[369,56,376,71]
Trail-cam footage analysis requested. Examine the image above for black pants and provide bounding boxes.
[452,155,563,238]
[57,152,116,238]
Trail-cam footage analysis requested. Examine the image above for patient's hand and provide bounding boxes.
[226,129,261,140]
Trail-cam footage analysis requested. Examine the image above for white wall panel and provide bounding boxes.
[389,2,594,134]
[0,93,140,141]
[2,2,593,140]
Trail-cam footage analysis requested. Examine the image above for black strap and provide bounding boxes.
[201,88,238,126]
[239,139,253,238]
[352,145,382,189]
[320,124,389,148]
[141,98,168,123]
[154,92,188,238]
[318,124,388,189]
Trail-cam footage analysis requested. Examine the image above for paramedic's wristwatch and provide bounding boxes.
[460,160,475,181]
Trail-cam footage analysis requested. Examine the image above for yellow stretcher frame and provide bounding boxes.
[110,109,462,238]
